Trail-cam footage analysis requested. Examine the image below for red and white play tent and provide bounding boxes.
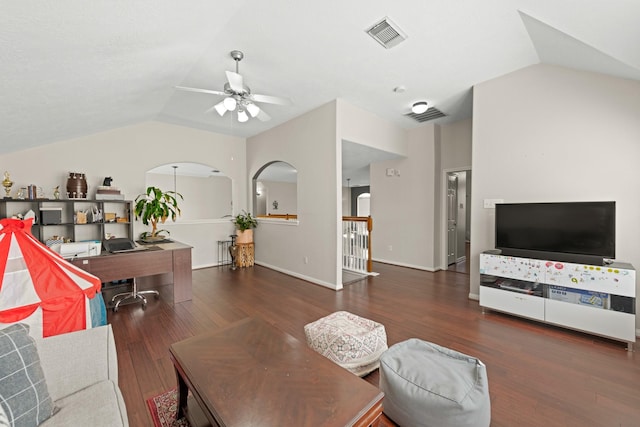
[0,218,102,337]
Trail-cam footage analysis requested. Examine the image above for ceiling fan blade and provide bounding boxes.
[175,86,226,96]
[256,109,271,122]
[225,71,244,93]
[251,93,292,106]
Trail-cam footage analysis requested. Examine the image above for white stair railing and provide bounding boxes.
[342,216,372,273]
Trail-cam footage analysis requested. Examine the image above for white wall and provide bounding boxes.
[370,118,472,272]
[0,121,246,268]
[440,118,473,268]
[261,180,296,215]
[337,100,408,156]
[471,64,640,330]
[371,124,440,270]
[247,101,339,289]
[337,100,418,272]
[441,118,472,170]
[146,173,232,220]
[342,187,350,216]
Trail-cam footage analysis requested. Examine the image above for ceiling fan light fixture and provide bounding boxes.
[176,50,290,123]
[246,102,260,118]
[213,101,227,116]
[412,101,429,114]
[223,97,237,111]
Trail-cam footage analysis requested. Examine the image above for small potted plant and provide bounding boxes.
[134,186,183,242]
[233,210,258,244]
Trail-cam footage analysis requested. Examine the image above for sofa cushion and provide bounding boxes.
[39,380,127,427]
[0,323,54,426]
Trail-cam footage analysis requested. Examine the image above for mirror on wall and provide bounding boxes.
[146,162,232,220]
[253,161,297,217]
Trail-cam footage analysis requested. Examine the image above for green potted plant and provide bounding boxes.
[233,210,258,244]
[134,186,183,241]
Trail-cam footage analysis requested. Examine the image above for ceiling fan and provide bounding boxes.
[176,50,291,123]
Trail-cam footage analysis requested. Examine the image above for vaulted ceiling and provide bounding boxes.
[2,0,639,156]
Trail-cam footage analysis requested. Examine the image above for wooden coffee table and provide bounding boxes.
[169,317,384,427]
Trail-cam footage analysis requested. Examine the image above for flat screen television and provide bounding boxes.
[495,201,615,265]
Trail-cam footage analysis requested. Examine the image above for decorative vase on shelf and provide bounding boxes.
[66,172,88,199]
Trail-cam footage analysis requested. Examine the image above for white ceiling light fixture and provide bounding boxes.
[412,101,429,114]
[246,102,260,118]
[213,101,227,116]
[176,50,292,124]
[223,96,237,111]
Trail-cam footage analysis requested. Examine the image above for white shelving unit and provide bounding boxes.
[479,252,636,351]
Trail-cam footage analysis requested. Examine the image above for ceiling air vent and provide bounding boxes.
[405,108,447,123]
[366,17,407,49]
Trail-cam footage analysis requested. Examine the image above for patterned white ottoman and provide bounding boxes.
[304,311,388,376]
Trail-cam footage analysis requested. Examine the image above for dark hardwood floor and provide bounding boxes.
[448,241,470,274]
[109,262,640,427]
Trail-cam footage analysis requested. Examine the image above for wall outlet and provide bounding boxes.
[303,256,309,264]
[388,245,393,251]
[483,199,504,209]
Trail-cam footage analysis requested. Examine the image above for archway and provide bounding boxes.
[252,161,297,218]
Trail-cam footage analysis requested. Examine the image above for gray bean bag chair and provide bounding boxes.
[379,338,490,427]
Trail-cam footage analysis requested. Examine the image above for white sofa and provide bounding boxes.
[35,324,129,426]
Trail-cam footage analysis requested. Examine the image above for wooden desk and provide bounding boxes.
[169,317,384,427]
[70,241,193,303]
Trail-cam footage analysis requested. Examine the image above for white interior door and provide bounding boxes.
[357,193,370,217]
[447,174,458,265]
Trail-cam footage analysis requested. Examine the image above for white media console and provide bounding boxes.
[479,252,636,351]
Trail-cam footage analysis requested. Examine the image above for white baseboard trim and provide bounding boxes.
[343,267,379,277]
[193,262,218,270]
[372,258,440,272]
[255,261,341,291]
